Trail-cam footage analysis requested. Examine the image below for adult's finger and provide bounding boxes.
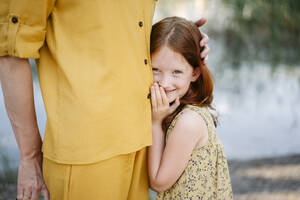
[195,18,207,27]
[31,189,40,200]
[200,45,210,59]
[203,56,208,65]
[23,189,32,200]
[41,186,50,200]
[200,32,209,47]
[16,184,24,200]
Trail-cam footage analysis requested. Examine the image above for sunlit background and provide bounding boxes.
[1,0,300,199]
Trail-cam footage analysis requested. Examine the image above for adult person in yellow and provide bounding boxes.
[0,1,209,200]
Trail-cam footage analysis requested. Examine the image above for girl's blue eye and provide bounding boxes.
[173,70,182,74]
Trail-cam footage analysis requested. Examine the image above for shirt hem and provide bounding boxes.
[42,142,152,165]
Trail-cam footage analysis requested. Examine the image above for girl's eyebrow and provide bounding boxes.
[174,66,185,70]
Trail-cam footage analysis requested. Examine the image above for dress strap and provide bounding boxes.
[185,105,212,127]
[165,107,186,139]
[166,104,215,142]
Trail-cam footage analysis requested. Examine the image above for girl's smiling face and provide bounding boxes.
[151,46,200,103]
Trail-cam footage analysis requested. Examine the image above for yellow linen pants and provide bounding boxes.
[43,147,148,200]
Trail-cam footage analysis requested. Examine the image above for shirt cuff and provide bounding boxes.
[0,14,46,59]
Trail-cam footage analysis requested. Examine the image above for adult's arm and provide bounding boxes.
[0,56,49,200]
[0,0,56,198]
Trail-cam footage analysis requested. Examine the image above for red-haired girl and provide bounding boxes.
[148,16,233,200]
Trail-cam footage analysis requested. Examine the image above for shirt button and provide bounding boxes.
[11,16,18,24]
[139,21,143,27]
[144,59,148,65]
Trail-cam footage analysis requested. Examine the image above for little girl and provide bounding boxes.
[148,16,233,200]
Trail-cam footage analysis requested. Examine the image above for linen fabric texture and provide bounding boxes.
[43,147,149,200]
[0,0,156,164]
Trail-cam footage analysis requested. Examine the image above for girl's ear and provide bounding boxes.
[191,66,201,82]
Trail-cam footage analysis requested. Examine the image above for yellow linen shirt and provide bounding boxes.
[0,0,156,164]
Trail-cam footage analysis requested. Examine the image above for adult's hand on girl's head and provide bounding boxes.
[195,18,210,65]
[17,153,50,200]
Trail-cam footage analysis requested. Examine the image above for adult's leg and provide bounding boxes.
[68,153,133,200]
[127,147,149,200]
[43,158,71,200]
[43,150,148,200]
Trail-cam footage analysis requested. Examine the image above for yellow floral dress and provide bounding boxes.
[156,105,233,200]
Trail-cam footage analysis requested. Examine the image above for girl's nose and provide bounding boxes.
[158,77,170,88]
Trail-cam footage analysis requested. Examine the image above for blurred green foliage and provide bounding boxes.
[222,0,300,66]
[0,153,17,183]
[0,154,17,199]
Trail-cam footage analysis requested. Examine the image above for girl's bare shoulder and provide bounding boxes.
[172,107,208,140]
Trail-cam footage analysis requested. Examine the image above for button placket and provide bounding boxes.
[138,20,149,67]
[8,15,20,55]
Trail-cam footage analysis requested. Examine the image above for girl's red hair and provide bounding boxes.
[150,16,217,133]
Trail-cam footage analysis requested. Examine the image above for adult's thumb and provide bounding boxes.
[195,18,207,27]
[41,185,50,200]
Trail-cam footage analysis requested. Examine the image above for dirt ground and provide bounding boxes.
[1,154,300,200]
[229,154,300,200]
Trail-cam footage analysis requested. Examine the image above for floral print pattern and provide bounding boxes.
[156,105,233,200]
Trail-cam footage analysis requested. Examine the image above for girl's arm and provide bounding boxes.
[148,84,208,192]
[148,122,165,189]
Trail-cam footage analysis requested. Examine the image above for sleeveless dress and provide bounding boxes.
[156,104,233,200]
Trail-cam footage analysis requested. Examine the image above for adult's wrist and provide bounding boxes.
[19,141,42,161]
[20,150,42,162]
